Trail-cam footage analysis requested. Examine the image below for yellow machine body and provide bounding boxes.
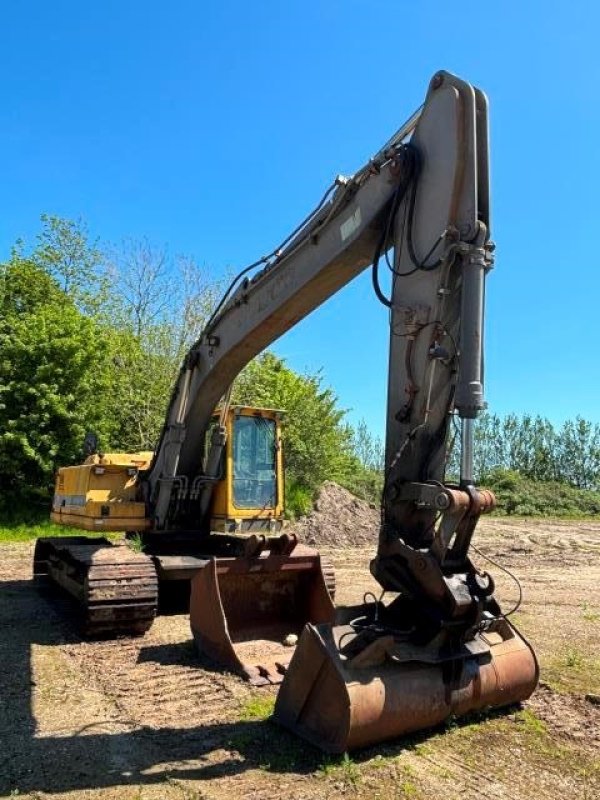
[44,406,335,670]
[50,406,284,534]
[50,453,153,531]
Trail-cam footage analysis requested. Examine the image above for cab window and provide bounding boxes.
[232,415,277,509]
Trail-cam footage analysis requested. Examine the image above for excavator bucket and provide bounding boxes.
[274,613,539,753]
[190,544,335,685]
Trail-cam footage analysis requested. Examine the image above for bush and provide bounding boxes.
[341,466,383,505]
[284,479,314,519]
[483,468,600,517]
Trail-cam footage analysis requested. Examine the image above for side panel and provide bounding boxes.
[52,464,149,531]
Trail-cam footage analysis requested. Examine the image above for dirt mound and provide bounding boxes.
[289,481,380,547]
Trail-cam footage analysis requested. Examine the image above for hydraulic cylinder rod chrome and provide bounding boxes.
[460,417,475,486]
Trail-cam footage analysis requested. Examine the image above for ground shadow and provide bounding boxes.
[0,575,518,796]
[136,639,240,678]
[0,576,328,795]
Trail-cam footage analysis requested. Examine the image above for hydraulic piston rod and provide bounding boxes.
[460,417,475,486]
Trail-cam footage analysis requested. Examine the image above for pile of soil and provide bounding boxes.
[289,481,380,547]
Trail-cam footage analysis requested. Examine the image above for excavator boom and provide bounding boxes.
[146,113,422,529]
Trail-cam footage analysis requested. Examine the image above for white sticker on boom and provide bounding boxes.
[340,207,362,242]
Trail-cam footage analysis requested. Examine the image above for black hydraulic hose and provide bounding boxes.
[204,181,338,334]
[371,147,419,307]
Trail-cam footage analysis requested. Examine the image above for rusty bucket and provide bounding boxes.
[190,544,335,685]
[274,615,539,752]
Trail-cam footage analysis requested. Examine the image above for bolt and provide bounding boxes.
[435,492,451,510]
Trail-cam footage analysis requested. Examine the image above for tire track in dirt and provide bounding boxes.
[412,748,575,800]
[62,627,244,730]
[474,519,600,569]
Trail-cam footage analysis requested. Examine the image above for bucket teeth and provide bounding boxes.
[274,619,539,753]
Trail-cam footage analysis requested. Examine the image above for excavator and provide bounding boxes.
[35,70,538,749]
[38,404,336,683]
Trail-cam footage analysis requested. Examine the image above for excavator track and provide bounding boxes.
[320,556,336,601]
[34,537,158,637]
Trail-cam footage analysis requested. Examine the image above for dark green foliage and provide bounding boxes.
[102,328,177,452]
[2,254,63,313]
[283,478,314,519]
[0,258,112,506]
[482,469,600,517]
[233,352,358,497]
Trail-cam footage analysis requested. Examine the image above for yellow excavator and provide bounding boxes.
[39,404,335,683]
[36,70,538,749]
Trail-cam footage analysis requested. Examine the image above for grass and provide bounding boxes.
[0,519,86,543]
[238,694,276,721]
[581,603,600,623]
[437,705,600,784]
[318,752,361,787]
[543,647,600,695]
[0,518,122,543]
[127,532,145,553]
[399,781,418,797]
[566,648,585,668]
[518,708,547,735]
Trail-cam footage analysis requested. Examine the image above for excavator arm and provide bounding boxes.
[146,71,491,543]
[145,109,419,527]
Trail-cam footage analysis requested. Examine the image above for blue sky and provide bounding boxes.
[2,1,598,437]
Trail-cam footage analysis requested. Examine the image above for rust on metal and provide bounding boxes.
[190,544,335,686]
[274,616,538,753]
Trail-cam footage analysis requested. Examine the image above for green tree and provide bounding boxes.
[0,258,112,507]
[103,239,223,451]
[556,417,600,489]
[448,411,600,492]
[104,327,177,452]
[233,353,357,500]
[29,214,108,315]
[345,419,384,503]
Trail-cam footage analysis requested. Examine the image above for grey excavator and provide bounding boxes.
[37,70,538,751]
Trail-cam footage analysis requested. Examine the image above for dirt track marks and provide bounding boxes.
[62,620,245,730]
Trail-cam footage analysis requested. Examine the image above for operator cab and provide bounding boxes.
[209,406,284,534]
